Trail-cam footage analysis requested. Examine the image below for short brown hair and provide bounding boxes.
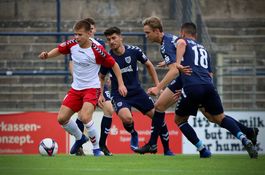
[104,26,121,36]
[181,22,197,36]
[73,20,91,31]
[142,16,163,32]
[83,17,96,25]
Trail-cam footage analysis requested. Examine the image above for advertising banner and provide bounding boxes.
[2,111,263,155]
[182,111,265,154]
[72,111,182,155]
[0,112,67,154]
[106,112,182,154]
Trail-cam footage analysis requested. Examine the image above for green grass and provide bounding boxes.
[0,154,264,175]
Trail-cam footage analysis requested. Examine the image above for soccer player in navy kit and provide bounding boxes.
[135,16,259,157]
[174,22,258,158]
[134,16,211,157]
[99,26,174,155]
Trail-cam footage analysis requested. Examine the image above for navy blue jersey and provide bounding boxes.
[95,37,106,48]
[160,33,178,65]
[100,45,148,96]
[180,38,212,87]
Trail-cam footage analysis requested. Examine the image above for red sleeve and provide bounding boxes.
[57,39,77,55]
[92,43,115,68]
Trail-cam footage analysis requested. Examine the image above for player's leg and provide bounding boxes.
[225,115,259,145]
[118,107,138,151]
[174,86,211,158]
[80,101,103,156]
[79,88,104,156]
[112,94,138,151]
[59,89,88,155]
[133,88,175,155]
[200,108,259,146]
[135,88,176,154]
[59,106,88,155]
[99,100,114,156]
[74,111,86,156]
[155,87,177,155]
[75,111,84,133]
[175,115,211,158]
[204,85,258,158]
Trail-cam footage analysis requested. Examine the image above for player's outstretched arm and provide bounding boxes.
[148,63,179,96]
[39,48,61,60]
[111,62,127,97]
[156,60,166,68]
[145,60,159,86]
[175,39,186,70]
[176,64,192,75]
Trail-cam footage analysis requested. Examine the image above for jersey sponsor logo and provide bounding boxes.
[73,60,90,67]
[125,56,131,64]
[78,50,86,54]
[120,65,133,73]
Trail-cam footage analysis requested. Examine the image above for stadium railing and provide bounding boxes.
[0,32,147,83]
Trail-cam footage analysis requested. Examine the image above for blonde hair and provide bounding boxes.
[142,16,163,32]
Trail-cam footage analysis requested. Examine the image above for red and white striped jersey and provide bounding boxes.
[58,38,115,90]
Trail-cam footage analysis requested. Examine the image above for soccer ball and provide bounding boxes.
[39,138,58,156]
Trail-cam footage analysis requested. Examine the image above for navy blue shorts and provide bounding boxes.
[103,85,111,101]
[167,76,182,93]
[111,88,154,114]
[175,84,224,116]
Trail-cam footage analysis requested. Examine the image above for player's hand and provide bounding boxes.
[147,87,160,96]
[39,51,48,60]
[172,90,181,102]
[118,84,127,97]
[98,94,105,109]
[157,61,166,67]
[177,64,192,75]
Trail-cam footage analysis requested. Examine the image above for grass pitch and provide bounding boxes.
[0,154,264,175]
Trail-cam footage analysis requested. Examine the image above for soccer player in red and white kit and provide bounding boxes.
[39,20,127,156]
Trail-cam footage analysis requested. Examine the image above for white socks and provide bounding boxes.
[85,120,99,149]
[62,118,82,140]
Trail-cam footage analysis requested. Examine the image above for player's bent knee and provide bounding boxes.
[174,115,189,125]
[104,108,114,116]
[208,114,224,125]
[57,115,67,125]
[120,116,133,124]
[154,104,167,112]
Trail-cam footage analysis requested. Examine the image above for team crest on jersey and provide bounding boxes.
[125,56,131,64]
[117,102,122,107]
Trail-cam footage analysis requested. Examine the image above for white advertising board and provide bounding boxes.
[182,111,265,155]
